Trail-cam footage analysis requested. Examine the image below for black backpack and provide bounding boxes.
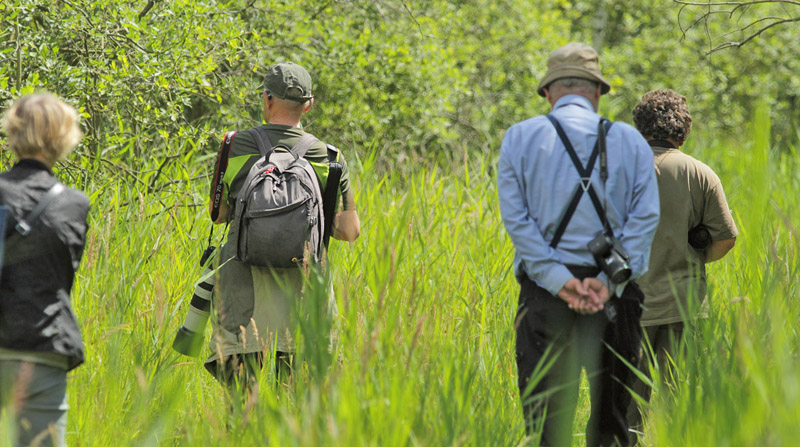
[0,183,65,281]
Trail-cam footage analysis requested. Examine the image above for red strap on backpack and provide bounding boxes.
[209,131,236,221]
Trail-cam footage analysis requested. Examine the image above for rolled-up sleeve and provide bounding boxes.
[620,136,660,280]
[497,129,572,296]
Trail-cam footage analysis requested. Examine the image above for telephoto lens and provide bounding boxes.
[172,267,214,357]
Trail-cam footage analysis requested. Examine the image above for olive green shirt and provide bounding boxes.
[638,144,738,326]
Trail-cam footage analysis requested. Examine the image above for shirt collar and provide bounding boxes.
[552,94,594,111]
[650,145,677,156]
[14,158,53,174]
[648,139,678,157]
[648,139,677,148]
[264,123,302,135]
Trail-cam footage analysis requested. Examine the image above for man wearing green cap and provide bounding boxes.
[202,62,361,389]
[498,43,660,446]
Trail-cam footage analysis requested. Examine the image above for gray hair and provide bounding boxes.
[549,77,599,95]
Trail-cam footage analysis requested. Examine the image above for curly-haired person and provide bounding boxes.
[626,89,738,444]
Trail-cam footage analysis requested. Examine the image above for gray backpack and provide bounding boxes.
[234,129,324,268]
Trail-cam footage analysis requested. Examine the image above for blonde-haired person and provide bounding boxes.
[0,93,90,447]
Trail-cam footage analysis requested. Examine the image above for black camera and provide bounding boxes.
[587,231,632,284]
[688,224,711,251]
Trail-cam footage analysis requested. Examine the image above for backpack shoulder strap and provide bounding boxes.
[248,127,273,158]
[15,183,65,236]
[288,133,319,161]
[326,143,340,162]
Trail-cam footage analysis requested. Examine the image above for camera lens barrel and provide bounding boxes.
[588,231,632,284]
[609,262,632,283]
[172,268,215,357]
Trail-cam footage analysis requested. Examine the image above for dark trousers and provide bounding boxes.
[626,323,685,445]
[204,352,293,421]
[205,351,294,389]
[515,269,643,447]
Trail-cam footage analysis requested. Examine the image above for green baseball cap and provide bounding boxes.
[263,62,313,102]
[537,43,611,97]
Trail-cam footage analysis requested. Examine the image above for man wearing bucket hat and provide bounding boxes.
[498,43,660,446]
[183,62,360,392]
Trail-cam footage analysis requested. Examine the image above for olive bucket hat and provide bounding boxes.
[263,62,313,102]
[536,43,611,97]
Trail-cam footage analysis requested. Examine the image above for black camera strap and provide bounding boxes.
[546,115,614,249]
[0,205,8,282]
[204,130,238,266]
[209,131,237,223]
[323,159,342,249]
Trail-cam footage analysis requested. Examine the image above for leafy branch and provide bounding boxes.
[138,0,157,21]
[675,0,800,53]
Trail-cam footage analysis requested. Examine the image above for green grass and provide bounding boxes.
[3,108,800,446]
[56,151,526,447]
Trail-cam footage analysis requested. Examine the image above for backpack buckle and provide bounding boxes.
[15,221,32,236]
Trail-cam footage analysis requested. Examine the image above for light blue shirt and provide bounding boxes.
[498,95,660,295]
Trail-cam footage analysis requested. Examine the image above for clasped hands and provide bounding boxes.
[557,277,610,315]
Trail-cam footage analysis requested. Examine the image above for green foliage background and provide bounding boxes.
[1,1,800,446]
[3,0,798,174]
